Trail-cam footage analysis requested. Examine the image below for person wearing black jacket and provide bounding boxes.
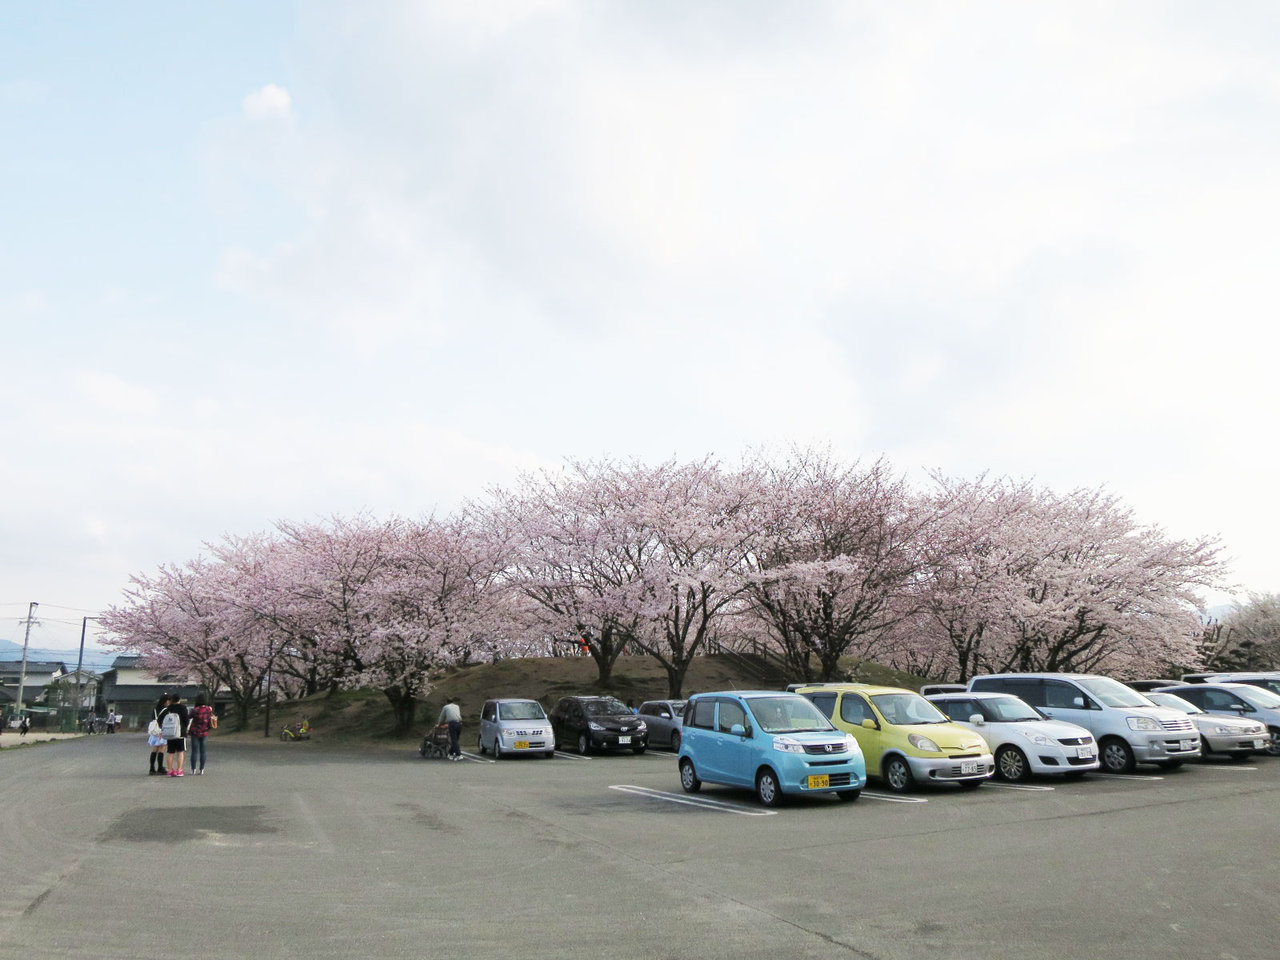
[159,695,191,777]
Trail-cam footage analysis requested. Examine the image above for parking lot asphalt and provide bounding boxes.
[2,734,1277,960]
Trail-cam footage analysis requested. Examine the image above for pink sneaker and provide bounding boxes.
[175,771,184,777]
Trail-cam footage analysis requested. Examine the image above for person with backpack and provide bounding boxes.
[158,694,190,777]
[148,694,170,775]
[187,693,216,775]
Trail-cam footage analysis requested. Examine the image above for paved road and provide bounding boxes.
[1,734,1276,960]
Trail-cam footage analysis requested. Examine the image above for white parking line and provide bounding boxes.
[860,792,929,803]
[458,751,494,764]
[609,784,779,816]
[982,782,1055,792]
[1206,765,1257,772]
[552,751,591,760]
[1091,773,1163,781]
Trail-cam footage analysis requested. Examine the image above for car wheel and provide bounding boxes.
[836,789,860,802]
[1199,736,1211,758]
[995,745,1030,783]
[1099,738,1136,774]
[577,733,589,755]
[544,750,555,759]
[1266,729,1280,757]
[492,738,502,760]
[477,735,486,755]
[756,767,783,807]
[679,758,701,793]
[883,755,915,793]
[669,730,681,753]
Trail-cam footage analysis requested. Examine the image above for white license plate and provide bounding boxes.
[1077,747,1095,759]
[1181,739,1197,750]
[960,761,978,775]
[1256,739,1268,749]
[617,735,631,744]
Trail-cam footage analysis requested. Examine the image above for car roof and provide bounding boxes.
[970,672,1110,682]
[1164,682,1268,692]
[690,690,807,700]
[794,683,916,696]
[926,691,1017,701]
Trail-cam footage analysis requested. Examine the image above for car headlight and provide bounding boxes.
[1126,716,1161,732]
[908,734,942,752]
[502,729,517,738]
[588,722,604,731]
[1019,731,1056,746]
[844,735,861,755]
[635,720,647,731]
[773,737,805,754]
[1213,725,1233,735]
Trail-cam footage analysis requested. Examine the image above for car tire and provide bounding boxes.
[477,735,486,755]
[1099,737,1136,774]
[995,745,1030,783]
[679,758,701,793]
[1267,729,1280,757]
[836,789,860,802]
[883,755,915,793]
[669,730,681,754]
[577,733,590,755]
[544,750,555,759]
[492,739,502,760]
[1228,751,1253,762]
[756,767,783,807]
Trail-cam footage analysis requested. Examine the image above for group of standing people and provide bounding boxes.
[148,692,216,777]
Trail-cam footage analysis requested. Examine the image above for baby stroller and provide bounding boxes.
[419,723,451,760]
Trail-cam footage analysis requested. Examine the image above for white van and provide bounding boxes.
[967,673,1200,773]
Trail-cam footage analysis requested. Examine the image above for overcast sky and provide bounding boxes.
[4,2,1277,652]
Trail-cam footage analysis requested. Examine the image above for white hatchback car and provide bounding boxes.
[927,692,1099,782]
[478,698,556,759]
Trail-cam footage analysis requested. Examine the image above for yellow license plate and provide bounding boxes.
[514,741,529,749]
[808,774,830,789]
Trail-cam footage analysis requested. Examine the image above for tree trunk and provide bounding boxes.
[382,686,418,737]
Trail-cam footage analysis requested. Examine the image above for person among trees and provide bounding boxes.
[437,699,463,761]
[159,694,191,777]
[187,693,215,775]
[148,693,170,775]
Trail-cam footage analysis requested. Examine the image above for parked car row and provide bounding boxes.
[454,670,1279,809]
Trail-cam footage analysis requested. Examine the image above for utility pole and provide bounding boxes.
[17,601,38,717]
[76,616,99,730]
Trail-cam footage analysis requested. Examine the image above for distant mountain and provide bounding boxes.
[0,639,126,672]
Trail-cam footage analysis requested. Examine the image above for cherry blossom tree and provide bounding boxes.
[740,450,934,682]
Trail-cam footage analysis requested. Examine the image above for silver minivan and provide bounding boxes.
[968,673,1200,773]
[478,698,556,759]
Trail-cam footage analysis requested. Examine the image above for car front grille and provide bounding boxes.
[803,742,847,755]
[825,773,854,787]
[1057,736,1092,746]
[1066,756,1095,766]
[1160,718,1195,733]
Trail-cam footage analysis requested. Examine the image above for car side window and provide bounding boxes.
[717,699,747,733]
[940,700,974,721]
[689,698,716,729]
[1175,688,1205,708]
[1042,681,1083,709]
[808,693,836,719]
[840,695,872,726]
[638,703,656,716]
[1203,690,1235,711]
[482,702,495,722]
[1005,680,1044,707]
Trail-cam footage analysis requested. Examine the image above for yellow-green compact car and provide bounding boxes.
[795,684,994,793]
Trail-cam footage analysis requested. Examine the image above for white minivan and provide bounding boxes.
[968,673,1200,773]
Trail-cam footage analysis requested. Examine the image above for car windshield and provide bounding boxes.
[1145,692,1200,715]
[745,696,834,734]
[1075,677,1154,708]
[499,701,546,721]
[871,693,949,725]
[582,698,631,717]
[1238,686,1280,708]
[981,697,1043,722]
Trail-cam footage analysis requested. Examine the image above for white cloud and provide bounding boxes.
[242,83,293,121]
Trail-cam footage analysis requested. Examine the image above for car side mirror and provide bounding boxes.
[659,712,671,719]
[730,723,748,737]
[1071,697,1085,708]
[969,714,984,726]
[861,718,876,730]
[1229,703,1248,712]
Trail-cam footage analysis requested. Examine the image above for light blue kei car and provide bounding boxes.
[677,691,867,806]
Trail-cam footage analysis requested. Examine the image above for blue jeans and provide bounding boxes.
[447,721,462,757]
[190,735,207,770]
